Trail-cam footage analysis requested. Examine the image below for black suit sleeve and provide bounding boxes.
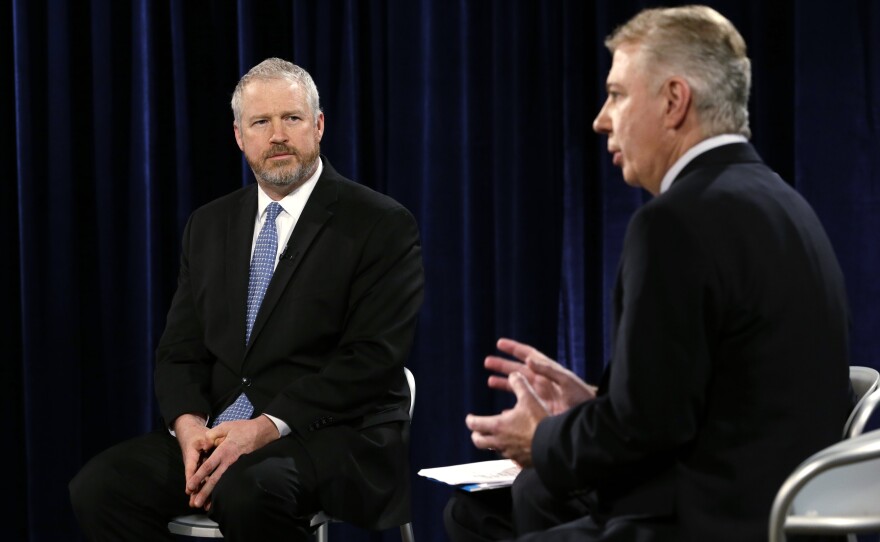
[153,214,216,425]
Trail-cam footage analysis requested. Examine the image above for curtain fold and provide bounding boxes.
[7,1,880,540]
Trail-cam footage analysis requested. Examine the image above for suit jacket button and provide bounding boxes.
[242,377,251,388]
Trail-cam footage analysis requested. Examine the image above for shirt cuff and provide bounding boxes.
[263,413,291,437]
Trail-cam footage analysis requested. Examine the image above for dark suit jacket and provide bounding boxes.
[154,157,424,529]
[533,143,851,541]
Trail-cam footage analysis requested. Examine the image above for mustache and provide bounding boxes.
[263,145,299,160]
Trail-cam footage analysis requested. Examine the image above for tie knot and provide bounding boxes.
[265,202,283,222]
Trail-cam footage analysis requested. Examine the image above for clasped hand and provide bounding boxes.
[174,414,280,510]
[465,338,597,468]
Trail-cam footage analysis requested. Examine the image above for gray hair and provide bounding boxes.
[230,57,322,126]
[606,5,751,138]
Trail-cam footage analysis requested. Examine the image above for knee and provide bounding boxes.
[212,469,257,516]
[212,456,304,520]
[69,457,120,521]
[443,494,461,533]
[511,468,550,511]
[443,492,481,530]
[444,493,474,542]
[443,488,514,542]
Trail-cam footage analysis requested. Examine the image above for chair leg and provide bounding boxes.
[315,521,328,542]
[400,522,415,542]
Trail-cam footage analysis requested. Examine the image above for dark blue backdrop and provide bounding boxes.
[5,1,880,541]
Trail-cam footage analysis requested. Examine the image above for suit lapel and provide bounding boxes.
[228,187,259,355]
[246,165,339,354]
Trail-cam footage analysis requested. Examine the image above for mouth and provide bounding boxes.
[268,153,294,160]
[609,148,622,167]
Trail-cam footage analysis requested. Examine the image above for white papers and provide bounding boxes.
[418,459,522,491]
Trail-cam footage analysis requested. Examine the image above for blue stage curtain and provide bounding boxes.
[6,1,880,540]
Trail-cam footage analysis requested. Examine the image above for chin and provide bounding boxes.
[621,175,641,189]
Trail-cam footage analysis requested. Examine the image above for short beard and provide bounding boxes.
[249,143,321,189]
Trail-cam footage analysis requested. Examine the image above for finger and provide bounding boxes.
[204,425,227,443]
[183,448,201,482]
[509,372,548,413]
[187,454,217,494]
[465,413,498,434]
[470,430,498,451]
[487,375,513,393]
[189,484,209,508]
[509,372,535,401]
[193,475,216,508]
[186,471,204,496]
[495,337,534,360]
[525,355,567,382]
[484,356,526,376]
[191,461,228,509]
[497,338,547,361]
[192,478,214,508]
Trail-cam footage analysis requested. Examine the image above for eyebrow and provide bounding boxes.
[246,109,307,122]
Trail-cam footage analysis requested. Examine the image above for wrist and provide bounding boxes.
[173,413,207,433]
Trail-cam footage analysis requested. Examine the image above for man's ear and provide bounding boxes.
[315,112,325,142]
[233,122,244,151]
[662,77,692,129]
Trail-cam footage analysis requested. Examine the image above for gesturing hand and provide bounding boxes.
[466,372,550,468]
[485,338,597,415]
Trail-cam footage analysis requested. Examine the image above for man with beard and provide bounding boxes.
[70,58,425,541]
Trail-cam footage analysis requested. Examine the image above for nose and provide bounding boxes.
[593,98,611,134]
[269,120,288,143]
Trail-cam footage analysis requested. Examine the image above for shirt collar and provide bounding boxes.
[659,134,748,194]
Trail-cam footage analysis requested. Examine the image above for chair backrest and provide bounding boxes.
[847,388,880,439]
[849,366,880,402]
[404,367,416,420]
[768,428,880,542]
[845,366,880,438]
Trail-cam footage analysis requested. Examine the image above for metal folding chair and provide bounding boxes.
[768,428,880,542]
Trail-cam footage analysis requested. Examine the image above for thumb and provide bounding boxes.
[510,372,551,416]
[204,426,226,445]
[526,355,565,381]
[510,372,540,406]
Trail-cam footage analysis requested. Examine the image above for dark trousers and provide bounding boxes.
[69,430,319,541]
[444,468,592,542]
[443,468,846,542]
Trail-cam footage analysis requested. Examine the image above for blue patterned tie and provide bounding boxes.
[212,201,283,427]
